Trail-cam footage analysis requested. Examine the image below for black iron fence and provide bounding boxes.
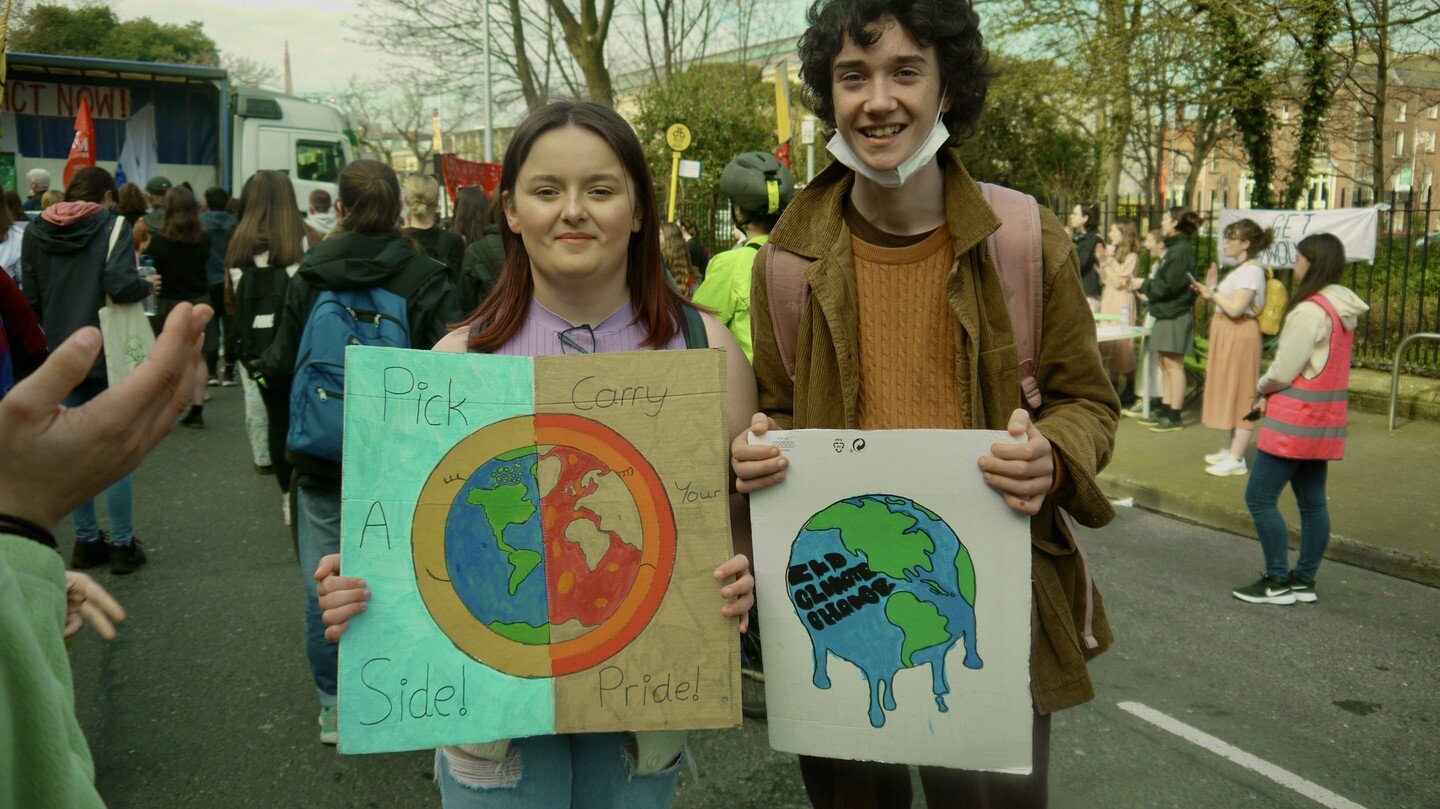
[677,188,1440,375]
[1079,191,1440,377]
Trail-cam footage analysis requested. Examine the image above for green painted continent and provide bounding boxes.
[805,499,934,578]
[488,620,550,645]
[467,482,541,593]
[955,544,976,606]
[885,592,951,667]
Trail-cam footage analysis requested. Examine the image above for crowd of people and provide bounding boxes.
[0,0,1371,805]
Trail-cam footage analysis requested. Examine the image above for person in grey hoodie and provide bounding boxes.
[201,187,239,385]
[304,188,338,237]
[20,166,158,575]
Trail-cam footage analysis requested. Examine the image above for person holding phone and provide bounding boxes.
[1137,211,1200,432]
[1191,219,1273,476]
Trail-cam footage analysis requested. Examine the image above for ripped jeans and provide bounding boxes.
[435,734,684,808]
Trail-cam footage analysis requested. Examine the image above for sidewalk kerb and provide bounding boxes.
[1099,472,1440,591]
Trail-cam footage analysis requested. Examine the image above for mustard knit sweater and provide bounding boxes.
[852,228,961,430]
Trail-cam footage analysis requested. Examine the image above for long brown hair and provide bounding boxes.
[116,183,147,219]
[160,186,206,245]
[226,170,309,270]
[1110,221,1139,261]
[1289,233,1347,314]
[452,186,489,245]
[466,101,694,350]
[660,221,694,290]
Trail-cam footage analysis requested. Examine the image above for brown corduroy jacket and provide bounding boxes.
[750,152,1120,714]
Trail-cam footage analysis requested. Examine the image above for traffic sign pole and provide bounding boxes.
[665,123,692,223]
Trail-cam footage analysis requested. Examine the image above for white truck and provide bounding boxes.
[2,51,355,209]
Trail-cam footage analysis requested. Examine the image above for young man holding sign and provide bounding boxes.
[731,0,1119,804]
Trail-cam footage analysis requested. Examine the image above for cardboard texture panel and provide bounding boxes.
[338,346,739,754]
[749,429,1033,773]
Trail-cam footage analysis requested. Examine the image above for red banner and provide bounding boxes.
[63,96,96,186]
[440,153,502,202]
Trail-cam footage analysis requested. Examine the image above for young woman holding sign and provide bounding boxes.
[313,101,756,808]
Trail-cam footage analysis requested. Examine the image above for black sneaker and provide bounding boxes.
[207,374,221,387]
[110,539,148,575]
[179,407,205,429]
[220,366,239,387]
[1288,575,1317,603]
[71,534,111,570]
[1136,404,1165,426]
[1232,575,1296,605]
[1150,412,1184,432]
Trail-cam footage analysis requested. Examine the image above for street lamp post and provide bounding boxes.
[483,0,493,162]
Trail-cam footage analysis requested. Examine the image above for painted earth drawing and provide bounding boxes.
[786,494,981,728]
[413,414,676,678]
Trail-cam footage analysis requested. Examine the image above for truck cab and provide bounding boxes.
[232,87,354,212]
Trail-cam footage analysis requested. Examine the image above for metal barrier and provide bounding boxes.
[1389,333,1440,430]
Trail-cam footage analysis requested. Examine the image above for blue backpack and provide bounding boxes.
[0,312,13,399]
[286,287,411,462]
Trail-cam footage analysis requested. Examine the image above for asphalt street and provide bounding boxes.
[64,386,1439,808]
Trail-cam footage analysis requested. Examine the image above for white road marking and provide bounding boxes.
[1117,701,1367,809]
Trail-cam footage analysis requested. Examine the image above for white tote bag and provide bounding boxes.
[97,218,155,385]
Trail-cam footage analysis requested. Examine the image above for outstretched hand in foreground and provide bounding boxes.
[0,303,213,532]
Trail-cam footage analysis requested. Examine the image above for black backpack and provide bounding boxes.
[233,260,298,373]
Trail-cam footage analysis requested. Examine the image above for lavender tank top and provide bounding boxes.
[489,297,686,356]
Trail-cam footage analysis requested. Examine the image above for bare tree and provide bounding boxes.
[1332,0,1440,203]
[222,53,280,89]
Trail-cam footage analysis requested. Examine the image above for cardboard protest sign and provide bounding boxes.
[337,346,740,754]
[749,429,1033,773]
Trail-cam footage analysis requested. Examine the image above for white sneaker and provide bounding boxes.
[1205,455,1248,477]
[1204,448,1231,465]
[318,705,338,745]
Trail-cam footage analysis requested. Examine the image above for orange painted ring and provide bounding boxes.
[535,414,675,676]
[411,414,675,678]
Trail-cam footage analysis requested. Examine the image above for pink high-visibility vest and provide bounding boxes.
[1257,294,1353,460]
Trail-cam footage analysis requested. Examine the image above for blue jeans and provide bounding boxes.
[296,482,341,705]
[436,734,683,808]
[65,379,134,544]
[1245,449,1331,583]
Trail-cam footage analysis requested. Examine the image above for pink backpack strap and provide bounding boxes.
[979,182,1044,410]
[764,243,811,382]
[981,183,1099,651]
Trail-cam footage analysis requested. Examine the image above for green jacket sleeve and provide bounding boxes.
[0,536,106,809]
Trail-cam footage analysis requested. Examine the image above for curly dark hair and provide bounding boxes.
[798,0,994,141]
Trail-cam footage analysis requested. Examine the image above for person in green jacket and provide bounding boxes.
[0,302,212,809]
[691,151,795,361]
[1137,207,1201,433]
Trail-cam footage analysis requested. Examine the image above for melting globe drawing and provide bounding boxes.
[786,494,981,728]
[413,414,676,678]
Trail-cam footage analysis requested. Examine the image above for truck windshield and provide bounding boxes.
[297,141,345,183]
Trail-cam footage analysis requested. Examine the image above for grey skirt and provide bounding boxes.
[1150,311,1194,355]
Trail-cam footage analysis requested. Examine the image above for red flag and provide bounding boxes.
[440,154,502,202]
[774,142,791,169]
[63,97,96,186]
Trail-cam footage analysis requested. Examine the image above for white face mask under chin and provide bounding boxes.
[827,112,950,189]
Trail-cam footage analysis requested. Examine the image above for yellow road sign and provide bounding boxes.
[665,124,692,152]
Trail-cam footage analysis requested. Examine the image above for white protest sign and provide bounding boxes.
[1216,207,1378,267]
[749,429,1033,773]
